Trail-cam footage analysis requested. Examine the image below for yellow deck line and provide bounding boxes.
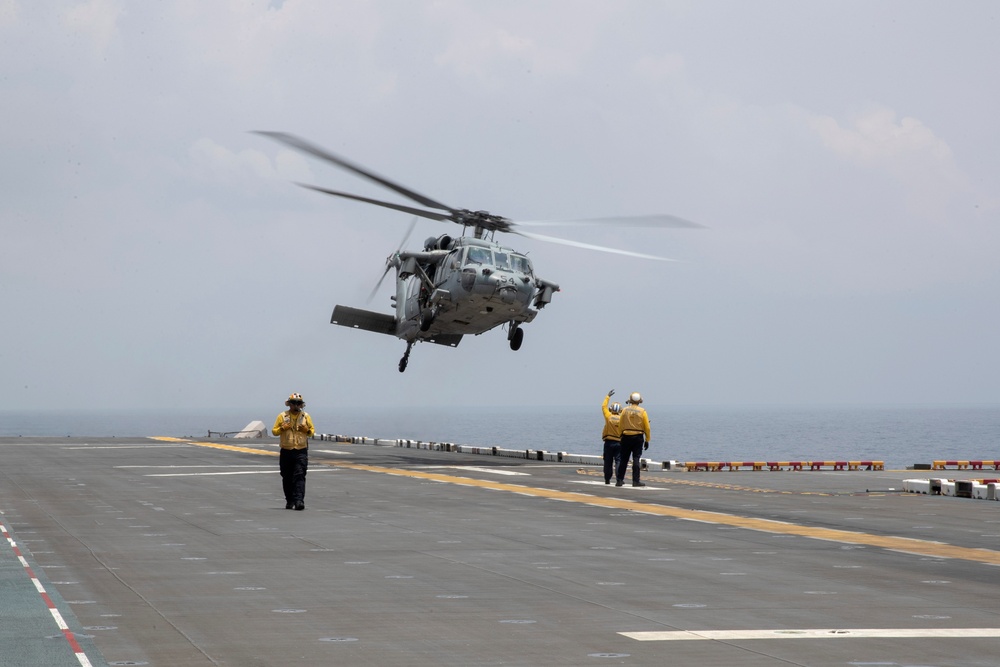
[151,438,279,456]
[165,437,1000,566]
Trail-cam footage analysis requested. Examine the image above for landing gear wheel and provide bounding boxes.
[399,341,413,373]
[419,309,434,332]
[509,326,524,351]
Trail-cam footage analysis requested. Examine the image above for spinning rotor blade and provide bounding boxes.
[514,214,705,229]
[368,266,393,304]
[257,131,701,260]
[506,213,703,260]
[511,229,677,261]
[297,184,452,223]
[367,217,419,304]
[396,216,419,250]
[255,131,454,212]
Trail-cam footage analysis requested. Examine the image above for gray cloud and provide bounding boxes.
[2,0,997,411]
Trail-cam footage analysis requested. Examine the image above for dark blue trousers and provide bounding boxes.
[279,447,308,504]
[616,434,644,484]
[602,439,621,483]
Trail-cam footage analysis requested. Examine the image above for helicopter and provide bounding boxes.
[256,132,701,372]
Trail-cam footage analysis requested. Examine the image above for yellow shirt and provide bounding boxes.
[272,410,315,449]
[619,404,650,441]
[601,395,622,442]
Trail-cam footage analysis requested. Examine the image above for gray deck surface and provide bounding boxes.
[1,436,999,666]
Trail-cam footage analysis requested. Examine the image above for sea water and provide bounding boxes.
[1,404,998,470]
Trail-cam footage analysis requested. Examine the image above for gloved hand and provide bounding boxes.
[607,389,615,397]
[298,422,310,433]
[281,421,292,431]
[643,441,649,450]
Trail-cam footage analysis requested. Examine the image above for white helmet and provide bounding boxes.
[629,392,642,404]
[610,402,622,415]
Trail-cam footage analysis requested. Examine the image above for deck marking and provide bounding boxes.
[146,469,334,477]
[2,522,95,667]
[65,444,189,449]
[167,437,1000,566]
[572,480,669,490]
[620,628,1000,641]
[117,465,274,468]
[418,466,530,476]
[576,468,836,496]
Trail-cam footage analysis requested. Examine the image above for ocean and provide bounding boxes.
[2,404,998,470]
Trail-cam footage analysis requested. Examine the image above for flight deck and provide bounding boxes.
[1,435,999,666]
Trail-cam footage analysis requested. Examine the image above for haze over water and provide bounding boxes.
[3,404,997,471]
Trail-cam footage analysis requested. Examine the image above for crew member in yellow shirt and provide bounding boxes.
[616,392,651,487]
[601,389,623,484]
[272,393,315,510]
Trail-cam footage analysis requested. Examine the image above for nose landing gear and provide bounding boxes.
[508,324,524,351]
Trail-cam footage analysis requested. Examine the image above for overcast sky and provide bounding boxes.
[2,1,998,412]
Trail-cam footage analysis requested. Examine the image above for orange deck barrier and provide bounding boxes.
[932,460,1000,470]
[684,460,884,471]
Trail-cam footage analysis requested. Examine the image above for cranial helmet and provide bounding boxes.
[610,402,622,415]
[628,392,643,405]
[285,393,305,406]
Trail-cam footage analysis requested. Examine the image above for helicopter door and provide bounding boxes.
[402,275,422,322]
[436,249,461,284]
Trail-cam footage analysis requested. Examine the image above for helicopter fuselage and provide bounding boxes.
[393,236,544,341]
[330,235,558,370]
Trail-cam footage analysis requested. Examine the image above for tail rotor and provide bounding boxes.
[367,217,418,304]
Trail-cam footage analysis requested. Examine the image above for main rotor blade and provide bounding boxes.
[397,216,418,251]
[367,266,392,304]
[511,229,677,261]
[255,131,454,212]
[514,214,705,229]
[297,184,452,222]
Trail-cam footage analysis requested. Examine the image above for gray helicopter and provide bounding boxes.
[257,132,701,372]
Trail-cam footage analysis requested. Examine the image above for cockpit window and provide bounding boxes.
[493,251,511,270]
[511,254,532,275]
[466,247,491,265]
